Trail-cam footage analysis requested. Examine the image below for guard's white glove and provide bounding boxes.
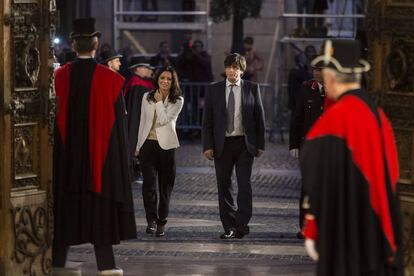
[290,148,299,159]
[305,239,319,261]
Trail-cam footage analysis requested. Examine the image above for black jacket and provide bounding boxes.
[202,80,265,158]
[289,80,326,150]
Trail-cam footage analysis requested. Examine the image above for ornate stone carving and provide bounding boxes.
[24,27,41,87]
[13,123,40,189]
[47,0,57,144]
[385,47,408,90]
[382,39,414,94]
[10,205,51,276]
[11,3,41,89]
[399,197,414,274]
[393,130,413,181]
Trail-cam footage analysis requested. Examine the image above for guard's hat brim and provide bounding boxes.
[101,54,123,64]
[129,63,154,70]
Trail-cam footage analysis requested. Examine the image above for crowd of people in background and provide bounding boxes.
[54,35,264,86]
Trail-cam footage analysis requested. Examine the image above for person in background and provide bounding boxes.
[242,37,264,82]
[118,46,134,78]
[202,53,265,240]
[124,56,155,183]
[304,45,317,76]
[289,60,333,239]
[150,41,176,68]
[99,49,122,72]
[135,66,183,237]
[287,53,312,112]
[300,39,403,275]
[52,18,136,276]
[176,39,213,83]
[191,40,213,82]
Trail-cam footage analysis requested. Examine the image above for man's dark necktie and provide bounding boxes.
[227,85,235,133]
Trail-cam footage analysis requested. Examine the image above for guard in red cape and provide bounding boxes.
[124,57,155,176]
[52,18,136,276]
[300,40,403,275]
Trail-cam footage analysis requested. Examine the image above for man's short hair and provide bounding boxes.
[73,37,97,53]
[224,53,246,71]
[243,37,254,45]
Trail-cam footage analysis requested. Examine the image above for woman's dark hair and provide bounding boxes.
[224,53,246,71]
[147,66,182,104]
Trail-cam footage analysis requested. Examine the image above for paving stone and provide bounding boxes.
[67,140,314,275]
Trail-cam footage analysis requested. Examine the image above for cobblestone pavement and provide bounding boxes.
[68,140,315,275]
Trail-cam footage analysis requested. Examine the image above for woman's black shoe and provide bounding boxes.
[156,224,165,237]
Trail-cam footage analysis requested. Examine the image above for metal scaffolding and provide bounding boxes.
[113,0,212,53]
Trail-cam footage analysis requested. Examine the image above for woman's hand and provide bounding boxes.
[154,91,163,102]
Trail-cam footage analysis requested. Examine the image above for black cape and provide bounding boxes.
[124,75,154,159]
[53,58,137,246]
[300,90,403,276]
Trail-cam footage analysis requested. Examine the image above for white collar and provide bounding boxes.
[77,55,93,59]
[318,82,323,90]
[226,78,241,87]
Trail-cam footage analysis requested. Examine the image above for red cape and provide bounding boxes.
[123,74,154,97]
[55,63,125,194]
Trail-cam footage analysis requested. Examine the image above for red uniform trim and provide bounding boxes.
[89,65,125,193]
[54,63,125,194]
[123,75,154,96]
[303,214,318,240]
[306,94,399,254]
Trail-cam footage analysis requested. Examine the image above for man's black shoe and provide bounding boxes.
[235,225,250,239]
[220,230,235,239]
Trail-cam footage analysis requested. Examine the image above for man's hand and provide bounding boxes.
[256,149,264,158]
[305,239,319,261]
[154,91,163,102]
[134,150,139,157]
[290,148,299,159]
[203,149,214,160]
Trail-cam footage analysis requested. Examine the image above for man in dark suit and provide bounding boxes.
[202,53,265,239]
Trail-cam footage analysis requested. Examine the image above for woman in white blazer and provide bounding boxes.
[135,66,183,237]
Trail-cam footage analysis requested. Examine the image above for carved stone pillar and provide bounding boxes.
[366,0,414,273]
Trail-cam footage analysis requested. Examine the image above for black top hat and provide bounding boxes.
[99,49,122,64]
[70,18,101,39]
[129,56,154,70]
[311,40,370,74]
[64,51,77,64]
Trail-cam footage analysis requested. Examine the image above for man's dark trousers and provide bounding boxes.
[214,136,254,232]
